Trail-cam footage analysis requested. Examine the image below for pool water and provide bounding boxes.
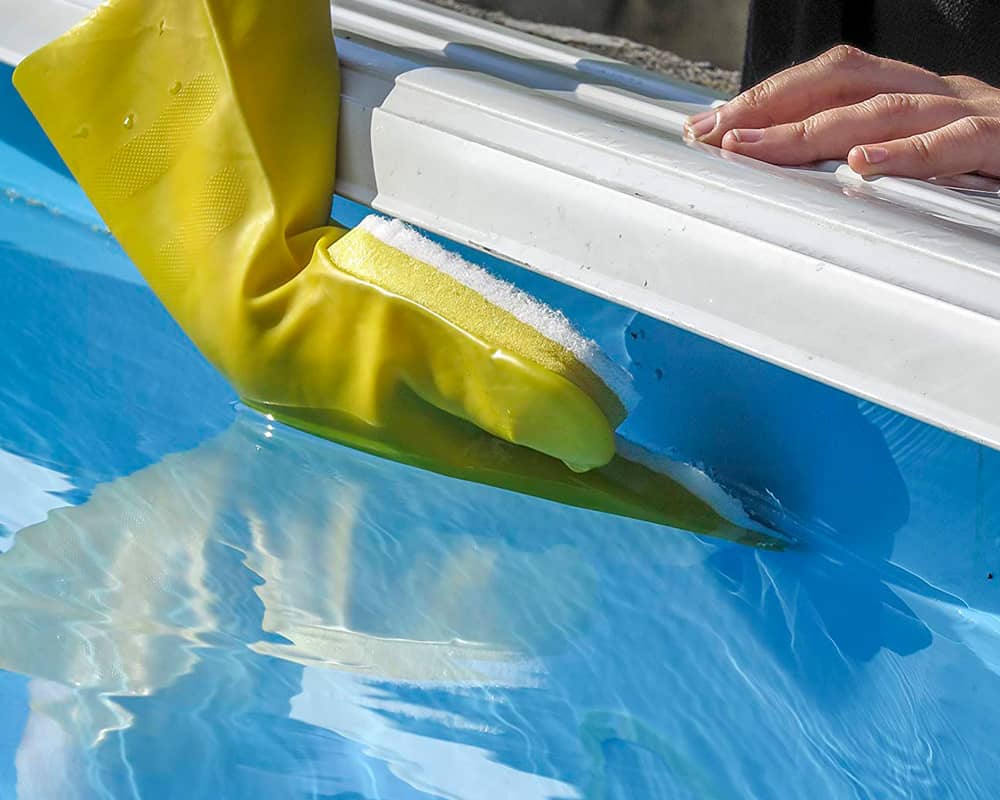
[3,64,1000,798]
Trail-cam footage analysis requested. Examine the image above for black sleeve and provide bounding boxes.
[741,0,850,89]
[742,0,1000,91]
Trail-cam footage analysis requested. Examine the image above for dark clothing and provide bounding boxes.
[743,0,1000,89]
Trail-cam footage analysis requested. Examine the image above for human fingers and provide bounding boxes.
[717,93,972,165]
[685,46,952,146]
[848,115,1000,179]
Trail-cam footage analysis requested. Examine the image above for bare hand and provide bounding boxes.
[684,45,1000,180]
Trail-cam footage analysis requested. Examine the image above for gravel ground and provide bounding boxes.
[424,0,741,96]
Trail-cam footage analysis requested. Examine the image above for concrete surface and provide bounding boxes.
[423,0,743,95]
[442,0,749,71]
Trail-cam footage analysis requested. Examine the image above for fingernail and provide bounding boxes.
[730,128,765,144]
[857,145,888,165]
[684,111,718,140]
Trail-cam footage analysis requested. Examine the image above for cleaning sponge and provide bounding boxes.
[352,215,638,422]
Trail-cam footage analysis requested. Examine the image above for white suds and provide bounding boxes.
[615,437,777,537]
[360,215,638,411]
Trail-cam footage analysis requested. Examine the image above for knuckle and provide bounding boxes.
[866,92,920,117]
[796,116,822,143]
[957,115,1000,138]
[821,44,871,70]
[907,133,935,164]
[737,78,780,112]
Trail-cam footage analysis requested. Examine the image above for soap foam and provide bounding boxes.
[359,215,638,411]
[614,437,776,537]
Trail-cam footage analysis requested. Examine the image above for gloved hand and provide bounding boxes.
[15,0,768,542]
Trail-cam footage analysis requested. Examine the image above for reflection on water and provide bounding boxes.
[3,410,998,799]
[2,185,1000,798]
[0,414,598,798]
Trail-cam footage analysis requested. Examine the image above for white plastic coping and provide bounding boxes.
[4,0,1000,450]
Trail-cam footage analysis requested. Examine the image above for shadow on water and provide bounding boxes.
[621,317,911,556]
[622,315,928,674]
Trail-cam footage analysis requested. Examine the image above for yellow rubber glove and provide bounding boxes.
[13,0,773,543]
[12,0,618,468]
